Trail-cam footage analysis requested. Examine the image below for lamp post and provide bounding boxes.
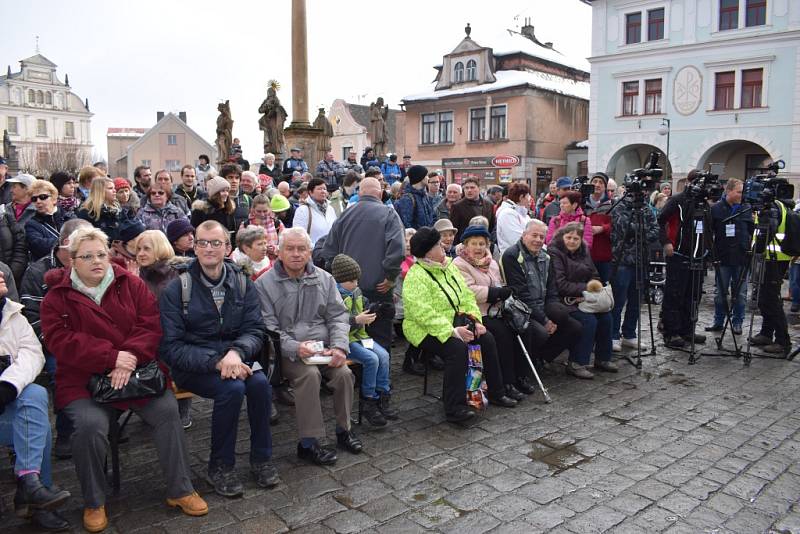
[657,118,671,180]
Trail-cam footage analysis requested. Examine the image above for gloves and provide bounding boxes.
[487,286,513,303]
[0,382,18,415]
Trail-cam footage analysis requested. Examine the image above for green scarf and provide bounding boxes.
[71,265,115,305]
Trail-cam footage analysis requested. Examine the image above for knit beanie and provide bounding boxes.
[591,172,609,186]
[113,177,131,191]
[206,176,231,198]
[410,226,441,258]
[407,165,428,185]
[331,254,361,283]
[166,218,195,244]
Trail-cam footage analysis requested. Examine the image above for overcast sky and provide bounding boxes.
[4,0,591,163]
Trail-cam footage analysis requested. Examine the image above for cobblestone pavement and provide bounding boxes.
[3,295,800,533]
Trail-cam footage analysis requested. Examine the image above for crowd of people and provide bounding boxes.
[0,147,792,532]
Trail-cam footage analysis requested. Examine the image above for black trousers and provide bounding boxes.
[483,316,533,384]
[663,256,703,337]
[525,302,582,362]
[757,260,790,346]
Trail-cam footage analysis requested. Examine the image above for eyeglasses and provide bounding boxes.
[74,252,109,262]
[195,239,228,249]
[32,194,51,201]
[150,191,166,196]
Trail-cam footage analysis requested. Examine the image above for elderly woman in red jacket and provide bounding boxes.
[40,226,207,533]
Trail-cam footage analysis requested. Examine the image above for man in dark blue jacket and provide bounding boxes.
[708,178,754,334]
[394,165,435,229]
[159,220,274,499]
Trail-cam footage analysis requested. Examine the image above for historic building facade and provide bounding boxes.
[402,23,590,193]
[328,99,405,162]
[586,0,800,187]
[0,53,93,174]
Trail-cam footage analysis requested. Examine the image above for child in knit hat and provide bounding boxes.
[331,254,398,427]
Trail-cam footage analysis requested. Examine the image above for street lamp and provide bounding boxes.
[657,118,670,180]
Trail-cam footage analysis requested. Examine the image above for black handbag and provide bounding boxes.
[501,295,532,335]
[88,360,167,404]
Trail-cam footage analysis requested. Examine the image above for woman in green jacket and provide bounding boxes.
[402,227,517,425]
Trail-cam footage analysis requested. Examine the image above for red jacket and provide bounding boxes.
[589,210,613,262]
[41,263,166,410]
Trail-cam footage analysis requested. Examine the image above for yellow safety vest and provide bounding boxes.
[753,201,791,262]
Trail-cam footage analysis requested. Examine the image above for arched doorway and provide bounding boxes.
[695,140,772,180]
[605,144,672,184]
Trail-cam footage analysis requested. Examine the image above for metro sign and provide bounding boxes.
[492,155,519,168]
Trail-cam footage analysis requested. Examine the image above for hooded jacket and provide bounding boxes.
[394,183,436,230]
[0,298,45,398]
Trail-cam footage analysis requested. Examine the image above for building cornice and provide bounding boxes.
[703,55,776,68]
[0,104,93,117]
[612,65,672,78]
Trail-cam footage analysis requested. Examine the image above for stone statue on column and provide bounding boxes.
[215,100,233,166]
[369,97,389,159]
[312,107,333,163]
[258,80,288,157]
[2,130,19,173]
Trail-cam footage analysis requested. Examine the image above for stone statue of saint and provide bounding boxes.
[215,100,233,166]
[369,97,389,159]
[2,129,18,172]
[312,107,334,162]
[258,85,288,156]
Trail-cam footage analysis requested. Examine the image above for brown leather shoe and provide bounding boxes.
[166,491,209,516]
[83,506,108,533]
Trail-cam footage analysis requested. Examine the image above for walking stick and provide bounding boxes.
[516,335,552,403]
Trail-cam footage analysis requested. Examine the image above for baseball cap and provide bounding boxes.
[6,173,35,188]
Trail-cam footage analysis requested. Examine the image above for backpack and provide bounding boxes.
[397,193,417,227]
[780,206,800,256]
[179,270,248,318]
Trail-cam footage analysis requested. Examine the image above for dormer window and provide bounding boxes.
[466,60,477,81]
[454,62,465,82]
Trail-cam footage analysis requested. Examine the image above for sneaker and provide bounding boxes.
[594,361,619,373]
[612,339,622,352]
[732,324,743,335]
[250,461,280,488]
[205,465,244,498]
[179,404,192,430]
[566,362,594,379]
[621,338,638,349]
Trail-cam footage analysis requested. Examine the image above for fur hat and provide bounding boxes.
[331,254,361,283]
[410,226,441,258]
[206,176,231,198]
[407,165,428,185]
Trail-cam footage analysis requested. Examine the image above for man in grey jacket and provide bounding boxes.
[320,177,404,348]
[256,227,362,467]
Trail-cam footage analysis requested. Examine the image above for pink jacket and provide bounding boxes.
[452,255,504,317]
[545,208,594,250]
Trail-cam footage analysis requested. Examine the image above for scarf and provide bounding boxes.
[457,246,492,273]
[58,195,80,214]
[248,213,280,249]
[313,198,328,215]
[70,265,115,305]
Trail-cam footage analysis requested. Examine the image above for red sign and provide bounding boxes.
[492,155,519,168]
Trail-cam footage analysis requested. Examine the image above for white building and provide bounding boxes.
[586,0,800,188]
[0,53,93,174]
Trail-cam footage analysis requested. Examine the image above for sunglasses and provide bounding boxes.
[32,194,51,201]
[150,191,167,196]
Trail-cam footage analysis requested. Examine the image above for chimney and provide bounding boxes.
[156,111,164,122]
[178,111,187,123]
[65,73,70,86]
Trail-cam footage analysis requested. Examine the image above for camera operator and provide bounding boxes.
[658,170,714,348]
[707,179,754,336]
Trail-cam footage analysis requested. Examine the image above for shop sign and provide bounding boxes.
[491,155,519,168]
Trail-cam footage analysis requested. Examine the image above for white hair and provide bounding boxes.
[278,227,313,250]
[524,219,547,233]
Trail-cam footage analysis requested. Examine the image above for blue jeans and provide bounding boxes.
[44,352,74,440]
[173,369,272,468]
[714,265,747,327]
[348,340,391,399]
[790,263,800,306]
[569,310,613,365]
[0,383,53,485]
[595,261,612,285]
[611,265,641,340]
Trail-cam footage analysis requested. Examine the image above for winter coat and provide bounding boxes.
[453,255,504,317]
[588,199,613,263]
[40,264,165,410]
[6,202,36,227]
[435,199,451,221]
[0,207,28,284]
[292,200,338,245]
[542,199,560,226]
[0,298,44,397]
[611,197,660,267]
[341,160,364,175]
[158,259,265,376]
[496,200,531,254]
[255,260,351,361]
[258,163,282,183]
[137,201,187,234]
[316,159,341,190]
[25,208,75,261]
[548,239,600,312]
[338,286,370,343]
[190,200,238,241]
[545,207,594,250]
[402,259,482,347]
[169,195,191,217]
[449,196,496,241]
[20,249,64,345]
[380,162,402,185]
[501,240,557,325]
[173,185,206,206]
[321,195,405,293]
[0,261,18,302]
[139,257,191,298]
[711,198,754,267]
[77,204,128,242]
[394,183,436,230]
[282,157,308,176]
[657,191,714,257]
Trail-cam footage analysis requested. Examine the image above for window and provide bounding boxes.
[167,134,177,145]
[36,91,43,104]
[7,117,17,135]
[644,79,662,114]
[36,119,47,136]
[622,81,639,116]
[141,159,152,167]
[466,60,477,81]
[27,89,35,103]
[341,146,352,161]
[469,108,486,141]
[714,71,735,110]
[454,62,464,83]
[45,92,52,105]
[165,160,181,172]
[421,113,436,144]
[719,0,739,30]
[648,8,665,40]
[438,112,453,143]
[626,13,642,44]
[741,68,763,108]
[64,121,75,138]
[745,0,766,27]
[489,105,507,140]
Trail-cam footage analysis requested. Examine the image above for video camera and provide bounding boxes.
[743,160,793,208]
[571,175,595,204]
[623,151,662,194]
[686,166,724,203]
